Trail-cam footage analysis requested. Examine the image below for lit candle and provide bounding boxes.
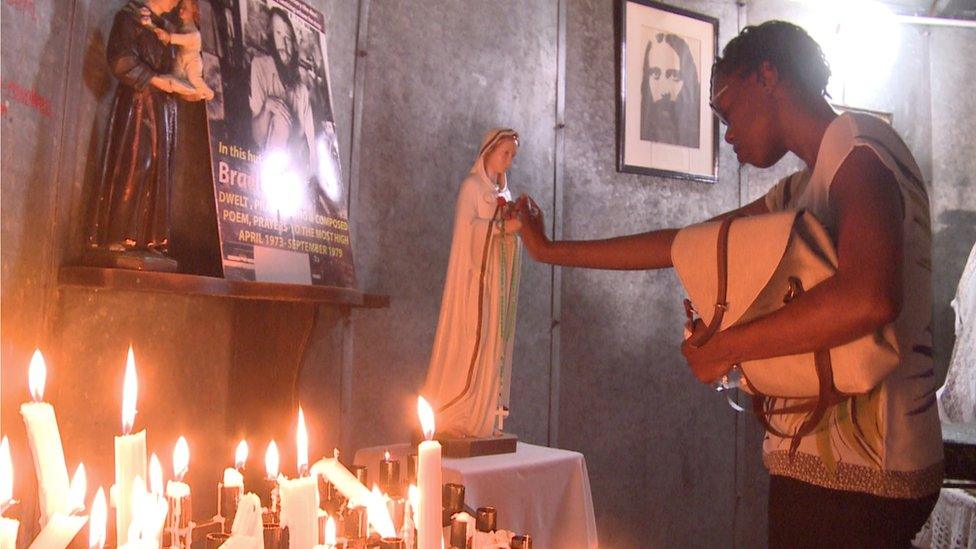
[166,436,192,531]
[19,349,71,525]
[279,406,318,548]
[223,492,263,548]
[324,514,336,547]
[115,346,147,543]
[89,488,106,549]
[221,441,246,530]
[143,454,169,544]
[29,463,89,549]
[378,451,400,496]
[1,437,20,549]
[310,450,371,508]
[265,441,280,518]
[416,396,442,549]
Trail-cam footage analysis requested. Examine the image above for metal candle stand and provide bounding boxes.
[214,482,243,533]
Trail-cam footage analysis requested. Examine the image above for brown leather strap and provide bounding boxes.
[687,216,735,348]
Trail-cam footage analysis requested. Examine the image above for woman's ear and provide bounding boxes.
[756,60,780,94]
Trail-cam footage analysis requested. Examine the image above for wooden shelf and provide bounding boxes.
[58,266,390,308]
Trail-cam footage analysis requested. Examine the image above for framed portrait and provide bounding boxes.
[617,0,719,182]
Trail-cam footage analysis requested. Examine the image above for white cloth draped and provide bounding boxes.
[939,241,976,424]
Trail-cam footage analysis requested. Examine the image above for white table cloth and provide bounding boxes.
[915,488,976,548]
[355,442,598,549]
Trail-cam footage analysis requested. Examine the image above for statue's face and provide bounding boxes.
[646,37,683,102]
[485,139,518,175]
[271,14,295,66]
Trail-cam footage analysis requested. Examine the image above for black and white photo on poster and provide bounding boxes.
[619,0,718,182]
[197,0,354,286]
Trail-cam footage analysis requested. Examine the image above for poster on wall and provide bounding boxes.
[617,0,718,182]
[198,0,355,287]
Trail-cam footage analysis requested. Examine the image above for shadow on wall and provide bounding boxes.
[933,207,976,381]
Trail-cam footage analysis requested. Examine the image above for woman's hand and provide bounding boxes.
[515,194,549,259]
[153,28,171,45]
[681,322,735,384]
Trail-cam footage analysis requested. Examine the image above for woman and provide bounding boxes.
[518,21,940,547]
[422,129,523,439]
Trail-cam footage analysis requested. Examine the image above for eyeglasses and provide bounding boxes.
[709,83,732,126]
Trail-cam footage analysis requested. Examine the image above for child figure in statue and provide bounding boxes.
[142,0,214,101]
[422,129,523,439]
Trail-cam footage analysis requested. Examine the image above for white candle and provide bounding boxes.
[89,487,107,549]
[20,349,71,525]
[416,397,442,549]
[221,493,263,549]
[366,485,397,538]
[166,436,191,530]
[29,463,89,549]
[143,454,168,543]
[278,475,318,549]
[310,452,371,508]
[1,437,20,549]
[324,514,336,546]
[116,346,147,543]
[223,467,244,488]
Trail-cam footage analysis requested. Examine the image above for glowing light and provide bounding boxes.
[265,441,280,479]
[324,515,336,545]
[149,454,163,496]
[122,346,138,435]
[235,440,248,471]
[68,463,87,512]
[366,484,396,538]
[408,483,419,519]
[316,137,343,203]
[417,396,436,441]
[384,450,390,461]
[259,149,305,217]
[89,487,107,548]
[28,349,46,402]
[173,437,189,481]
[296,406,308,474]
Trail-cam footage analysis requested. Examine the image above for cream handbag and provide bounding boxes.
[671,211,900,443]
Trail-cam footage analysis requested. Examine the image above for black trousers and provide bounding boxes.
[768,474,939,548]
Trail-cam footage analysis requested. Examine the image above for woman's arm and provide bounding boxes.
[514,194,768,271]
[684,147,904,382]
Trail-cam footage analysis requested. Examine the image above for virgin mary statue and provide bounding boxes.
[422,128,523,438]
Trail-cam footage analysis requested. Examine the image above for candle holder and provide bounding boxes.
[166,491,194,548]
[475,507,496,533]
[405,454,417,486]
[449,516,469,549]
[379,536,405,549]
[263,521,286,549]
[378,457,400,497]
[205,532,230,549]
[442,483,465,527]
[262,478,280,524]
[510,534,532,548]
[216,482,243,533]
[350,465,368,487]
[341,506,368,541]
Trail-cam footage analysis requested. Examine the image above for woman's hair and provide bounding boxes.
[713,20,830,99]
[179,0,200,26]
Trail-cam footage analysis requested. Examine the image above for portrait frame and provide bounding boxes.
[617,0,719,182]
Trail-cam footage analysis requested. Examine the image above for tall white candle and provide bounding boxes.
[29,463,89,549]
[416,397,442,549]
[1,437,20,549]
[115,346,147,543]
[278,475,318,549]
[366,485,397,538]
[19,349,71,525]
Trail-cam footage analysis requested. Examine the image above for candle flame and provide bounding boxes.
[0,437,12,505]
[28,349,46,402]
[90,487,107,549]
[68,463,87,512]
[122,346,138,434]
[417,396,436,440]
[149,453,163,496]
[173,436,189,481]
[384,450,391,461]
[296,405,308,474]
[408,483,419,517]
[367,484,397,538]
[325,515,336,544]
[265,440,280,479]
[235,440,248,470]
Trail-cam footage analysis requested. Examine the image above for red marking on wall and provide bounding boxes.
[2,80,53,118]
[4,0,38,21]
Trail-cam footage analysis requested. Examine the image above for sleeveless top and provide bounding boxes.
[762,113,943,498]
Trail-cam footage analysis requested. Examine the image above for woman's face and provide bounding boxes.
[485,139,518,176]
[271,14,296,65]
